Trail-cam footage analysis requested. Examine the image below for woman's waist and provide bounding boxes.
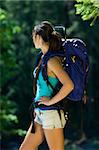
[34,92,52,102]
[31,100,64,110]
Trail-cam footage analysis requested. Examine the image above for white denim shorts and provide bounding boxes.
[34,109,66,129]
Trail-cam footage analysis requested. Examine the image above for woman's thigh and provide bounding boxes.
[19,122,44,150]
[44,128,64,150]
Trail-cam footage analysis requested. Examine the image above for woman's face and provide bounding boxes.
[33,33,42,49]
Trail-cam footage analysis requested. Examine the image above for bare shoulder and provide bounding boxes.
[47,56,74,86]
[47,56,62,68]
[47,56,62,71]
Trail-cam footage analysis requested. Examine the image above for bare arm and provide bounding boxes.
[47,57,74,105]
[39,57,74,106]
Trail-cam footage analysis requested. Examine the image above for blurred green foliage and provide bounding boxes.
[75,0,99,26]
[0,8,26,138]
[0,0,99,149]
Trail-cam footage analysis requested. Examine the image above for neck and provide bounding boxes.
[41,43,49,54]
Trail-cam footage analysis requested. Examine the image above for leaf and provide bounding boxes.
[12,26,21,34]
[75,0,99,25]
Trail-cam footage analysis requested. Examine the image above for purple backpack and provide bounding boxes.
[35,38,90,101]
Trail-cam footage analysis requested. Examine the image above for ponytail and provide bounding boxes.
[49,31,62,51]
[33,21,63,51]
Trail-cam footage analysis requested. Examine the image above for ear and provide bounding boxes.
[36,34,42,42]
[38,35,44,45]
[36,34,40,40]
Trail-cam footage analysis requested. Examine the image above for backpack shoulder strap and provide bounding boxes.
[33,58,42,96]
[41,50,64,81]
[33,51,43,69]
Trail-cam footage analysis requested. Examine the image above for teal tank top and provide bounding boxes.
[34,70,59,102]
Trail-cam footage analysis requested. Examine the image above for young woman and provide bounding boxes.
[19,21,74,150]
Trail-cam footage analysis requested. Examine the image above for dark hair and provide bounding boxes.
[32,21,62,51]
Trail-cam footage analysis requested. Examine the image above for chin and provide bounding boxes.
[36,46,40,49]
[35,45,39,49]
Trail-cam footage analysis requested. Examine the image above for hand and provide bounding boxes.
[38,96,51,106]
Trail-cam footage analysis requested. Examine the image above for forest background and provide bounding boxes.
[0,0,99,149]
